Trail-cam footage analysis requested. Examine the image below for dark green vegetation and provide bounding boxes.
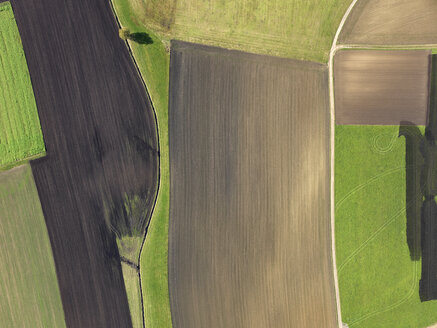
[0,165,65,327]
[169,41,336,327]
[111,0,172,326]
[335,125,437,327]
[0,2,45,168]
[119,0,353,62]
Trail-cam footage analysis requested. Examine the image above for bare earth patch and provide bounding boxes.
[168,41,337,328]
[339,0,437,45]
[334,50,430,125]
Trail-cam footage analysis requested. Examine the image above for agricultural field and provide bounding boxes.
[111,0,172,326]
[10,0,159,326]
[334,50,431,125]
[0,2,45,168]
[120,0,353,62]
[339,0,437,45]
[335,125,437,327]
[121,262,142,328]
[169,41,336,327]
[0,165,65,327]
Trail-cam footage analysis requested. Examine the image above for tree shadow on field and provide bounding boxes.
[399,123,424,261]
[129,32,153,45]
[399,54,437,301]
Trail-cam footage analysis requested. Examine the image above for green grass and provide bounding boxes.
[111,0,172,327]
[124,0,353,63]
[335,125,437,327]
[0,165,65,327]
[121,263,142,328]
[0,2,45,168]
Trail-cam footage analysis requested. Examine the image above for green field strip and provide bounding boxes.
[0,165,66,327]
[120,0,354,63]
[0,1,45,168]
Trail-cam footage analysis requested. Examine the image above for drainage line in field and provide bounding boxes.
[120,256,140,272]
[108,1,163,328]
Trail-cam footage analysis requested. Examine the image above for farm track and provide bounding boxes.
[9,0,159,327]
[169,41,337,328]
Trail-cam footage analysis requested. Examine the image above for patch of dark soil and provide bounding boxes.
[10,0,158,326]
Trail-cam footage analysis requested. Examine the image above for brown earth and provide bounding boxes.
[168,41,337,328]
[338,0,437,45]
[334,50,430,125]
[9,0,159,326]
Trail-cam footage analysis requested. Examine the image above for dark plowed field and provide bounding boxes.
[9,0,158,326]
[334,50,430,125]
[169,41,337,327]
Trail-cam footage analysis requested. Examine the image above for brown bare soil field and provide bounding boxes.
[334,50,430,125]
[168,41,337,328]
[9,0,159,326]
[338,0,437,45]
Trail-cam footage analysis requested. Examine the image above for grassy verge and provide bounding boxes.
[123,0,353,63]
[335,125,437,327]
[0,2,45,167]
[111,0,171,327]
[121,263,142,328]
[0,165,65,327]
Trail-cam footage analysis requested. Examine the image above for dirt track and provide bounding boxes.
[339,0,437,45]
[169,41,337,328]
[9,0,158,326]
[334,50,430,125]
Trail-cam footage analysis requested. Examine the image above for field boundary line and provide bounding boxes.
[108,2,162,328]
[328,0,360,326]
[336,43,437,50]
[0,151,46,172]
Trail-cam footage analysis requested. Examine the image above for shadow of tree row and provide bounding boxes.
[400,54,437,301]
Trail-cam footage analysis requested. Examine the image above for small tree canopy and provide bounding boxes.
[119,27,130,40]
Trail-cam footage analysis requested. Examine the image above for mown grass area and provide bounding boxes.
[121,263,142,328]
[335,125,437,327]
[0,2,45,168]
[0,165,65,327]
[111,0,172,327]
[123,0,352,63]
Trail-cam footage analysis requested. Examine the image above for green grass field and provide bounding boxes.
[123,0,353,63]
[0,165,65,327]
[111,0,172,327]
[0,2,45,168]
[335,125,437,327]
[121,263,142,328]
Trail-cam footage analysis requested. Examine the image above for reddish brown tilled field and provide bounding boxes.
[169,41,337,328]
[339,0,437,45]
[334,50,430,125]
[10,0,159,326]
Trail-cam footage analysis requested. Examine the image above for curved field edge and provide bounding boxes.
[111,0,172,327]
[0,165,66,327]
[0,2,45,168]
[335,125,437,327]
